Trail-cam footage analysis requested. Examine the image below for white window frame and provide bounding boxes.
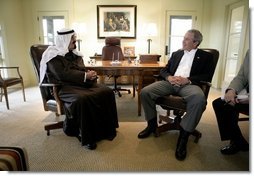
[165,11,197,61]
[37,11,69,44]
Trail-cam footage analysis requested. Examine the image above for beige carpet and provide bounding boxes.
[0,86,250,172]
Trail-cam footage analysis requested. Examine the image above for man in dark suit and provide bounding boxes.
[138,29,213,160]
[212,50,249,155]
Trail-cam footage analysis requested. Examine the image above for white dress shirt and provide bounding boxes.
[174,49,197,77]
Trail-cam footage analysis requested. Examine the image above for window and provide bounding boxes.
[38,11,68,44]
[165,11,196,60]
[42,16,65,45]
[168,16,192,55]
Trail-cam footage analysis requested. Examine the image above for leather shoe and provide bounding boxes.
[84,143,97,150]
[138,126,156,139]
[76,134,81,142]
[175,128,190,161]
[220,142,249,155]
[175,137,187,161]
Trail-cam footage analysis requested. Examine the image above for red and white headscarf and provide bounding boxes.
[39,28,83,84]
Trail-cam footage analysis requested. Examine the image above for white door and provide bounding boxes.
[222,1,249,85]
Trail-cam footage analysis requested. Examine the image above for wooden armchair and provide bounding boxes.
[155,49,219,143]
[0,66,26,109]
[30,44,64,136]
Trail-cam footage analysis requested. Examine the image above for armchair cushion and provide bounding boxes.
[0,146,29,171]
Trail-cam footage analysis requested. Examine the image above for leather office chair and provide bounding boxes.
[155,49,219,143]
[0,66,26,109]
[101,37,131,97]
[30,44,64,136]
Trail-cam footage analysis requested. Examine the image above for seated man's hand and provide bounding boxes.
[86,70,97,80]
[224,89,237,106]
[168,76,190,87]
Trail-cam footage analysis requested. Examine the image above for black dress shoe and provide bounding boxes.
[84,143,97,150]
[138,118,157,139]
[175,137,187,161]
[138,126,155,139]
[175,128,190,161]
[76,134,81,142]
[220,142,249,155]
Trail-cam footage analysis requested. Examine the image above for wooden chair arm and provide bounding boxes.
[199,81,212,87]
[40,83,62,101]
[0,66,23,79]
[199,81,212,98]
[153,74,163,80]
[40,83,62,87]
[40,83,63,114]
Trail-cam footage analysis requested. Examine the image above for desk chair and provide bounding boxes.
[155,49,219,143]
[0,67,26,109]
[30,44,64,136]
[102,37,131,97]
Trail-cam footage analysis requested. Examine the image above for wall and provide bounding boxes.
[0,0,29,81]
[0,0,249,88]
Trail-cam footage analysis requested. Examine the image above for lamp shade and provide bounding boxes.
[72,22,87,36]
[145,23,157,36]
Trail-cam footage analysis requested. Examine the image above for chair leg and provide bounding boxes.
[113,77,122,97]
[132,75,136,97]
[21,81,26,102]
[3,87,10,110]
[155,115,181,137]
[44,121,64,136]
[0,88,2,102]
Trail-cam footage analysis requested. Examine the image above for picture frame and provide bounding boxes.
[97,5,137,39]
[124,46,135,56]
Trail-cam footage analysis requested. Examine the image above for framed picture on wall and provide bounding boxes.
[97,5,137,39]
[124,46,135,56]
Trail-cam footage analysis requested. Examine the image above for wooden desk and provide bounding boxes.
[86,60,166,116]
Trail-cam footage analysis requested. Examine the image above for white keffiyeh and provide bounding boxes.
[39,28,83,84]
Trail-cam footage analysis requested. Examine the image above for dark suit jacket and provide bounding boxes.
[160,49,213,85]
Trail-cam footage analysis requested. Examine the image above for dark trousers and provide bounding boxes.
[212,98,249,141]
